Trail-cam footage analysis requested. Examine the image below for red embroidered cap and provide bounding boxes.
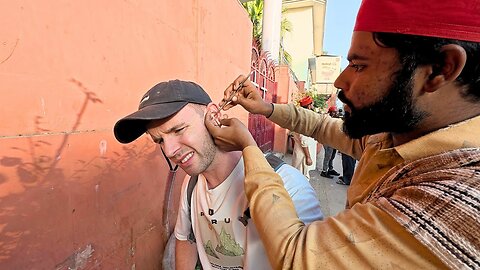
[328,106,337,113]
[299,96,313,107]
[354,0,480,42]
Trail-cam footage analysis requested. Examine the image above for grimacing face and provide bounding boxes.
[334,32,428,138]
[146,104,217,176]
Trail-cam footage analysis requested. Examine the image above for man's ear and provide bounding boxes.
[206,103,222,126]
[424,44,467,92]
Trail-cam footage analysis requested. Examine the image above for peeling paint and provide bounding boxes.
[99,139,107,156]
[55,244,94,270]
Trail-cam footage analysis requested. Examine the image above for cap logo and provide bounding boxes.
[140,95,150,104]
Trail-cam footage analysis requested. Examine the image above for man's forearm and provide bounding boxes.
[175,239,198,269]
[269,103,364,160]
[241,146,445,269]
[302,146,310,158]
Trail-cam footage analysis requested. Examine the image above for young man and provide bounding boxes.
[206,0,480,268]
[113,80,323,269]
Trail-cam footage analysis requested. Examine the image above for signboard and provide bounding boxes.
[314,55,341,84]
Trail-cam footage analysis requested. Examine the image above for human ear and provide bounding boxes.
[206,103,222,126]
[424,44,467,92]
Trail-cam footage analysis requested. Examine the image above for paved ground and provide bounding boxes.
[282,147,348,217]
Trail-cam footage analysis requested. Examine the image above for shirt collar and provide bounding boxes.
[395,115,480,161]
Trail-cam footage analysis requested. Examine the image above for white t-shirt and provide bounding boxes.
[174,157,323,270]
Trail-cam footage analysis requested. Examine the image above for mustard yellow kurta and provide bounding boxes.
[241,103,480,269]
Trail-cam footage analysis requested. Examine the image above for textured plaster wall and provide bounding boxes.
[0,1,251,269]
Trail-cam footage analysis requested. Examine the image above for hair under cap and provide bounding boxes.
[354,0,480,42]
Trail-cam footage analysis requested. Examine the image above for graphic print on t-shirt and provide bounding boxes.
[204,227,244,257]
[198,205,246,269]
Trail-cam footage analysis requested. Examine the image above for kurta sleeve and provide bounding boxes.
[269,103,367,160]
[242,146,446,269]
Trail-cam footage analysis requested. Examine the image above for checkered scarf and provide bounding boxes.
[364,148,480,269]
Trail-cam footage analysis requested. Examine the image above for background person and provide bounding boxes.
[291,96,317,179]
[338,153,355,185]
[320,106,341,179]
[113,80,323,269]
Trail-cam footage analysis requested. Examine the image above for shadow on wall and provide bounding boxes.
[0,79,172,269]
[2,78,103,185]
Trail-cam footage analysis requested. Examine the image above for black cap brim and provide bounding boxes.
[114,101,188,143]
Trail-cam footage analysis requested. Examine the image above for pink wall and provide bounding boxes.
[0,1,252,269]
[272,66,300,154]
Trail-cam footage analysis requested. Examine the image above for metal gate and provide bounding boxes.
[248,45,277,153]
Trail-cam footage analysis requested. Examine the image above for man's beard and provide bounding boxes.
[189,130,217,175]
[178,126,217,176]
[337,66,428,139]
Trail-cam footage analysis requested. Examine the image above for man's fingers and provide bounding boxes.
[204,112,221,134]
[222,83,234,105]
[218,117,232,127]
[233,75,245,89]
[220,73,257,113]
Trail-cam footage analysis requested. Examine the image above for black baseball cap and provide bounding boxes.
[114,80,212,143]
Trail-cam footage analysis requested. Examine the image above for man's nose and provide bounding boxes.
[162,137,181,159]
[334,69,348,91]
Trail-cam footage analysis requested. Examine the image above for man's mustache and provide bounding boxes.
[337,91,354,110]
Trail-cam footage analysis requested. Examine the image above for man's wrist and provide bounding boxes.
[265,103,274,118]
[241,137,257,149]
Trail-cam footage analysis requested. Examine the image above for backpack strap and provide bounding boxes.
[186,175,198,243]
[265,152,286,171]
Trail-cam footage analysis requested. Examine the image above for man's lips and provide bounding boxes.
[337,90,354,113]
[176,152,194,165]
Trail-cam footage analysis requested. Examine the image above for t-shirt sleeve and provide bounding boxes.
[174,175,193,241]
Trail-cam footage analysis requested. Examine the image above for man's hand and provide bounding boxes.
[219,74,273,117]
[205,114,257,151]
[306,157,313,166]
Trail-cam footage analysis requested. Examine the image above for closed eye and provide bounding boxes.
[175,127,186,134]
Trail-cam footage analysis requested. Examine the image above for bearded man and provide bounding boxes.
[205,0,480,268]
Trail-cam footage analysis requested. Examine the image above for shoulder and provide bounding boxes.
[180,174,192,193]
[365,132,391,146]
[179,174,198,205]
[276,163,310,188]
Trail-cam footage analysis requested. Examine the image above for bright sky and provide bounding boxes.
[323,0,362,69]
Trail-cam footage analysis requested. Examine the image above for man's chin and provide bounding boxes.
[342,123,366,139]
[184,169,200,177]
[342,119,380,139]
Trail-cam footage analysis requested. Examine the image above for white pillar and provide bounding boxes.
[262,0,282,63]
